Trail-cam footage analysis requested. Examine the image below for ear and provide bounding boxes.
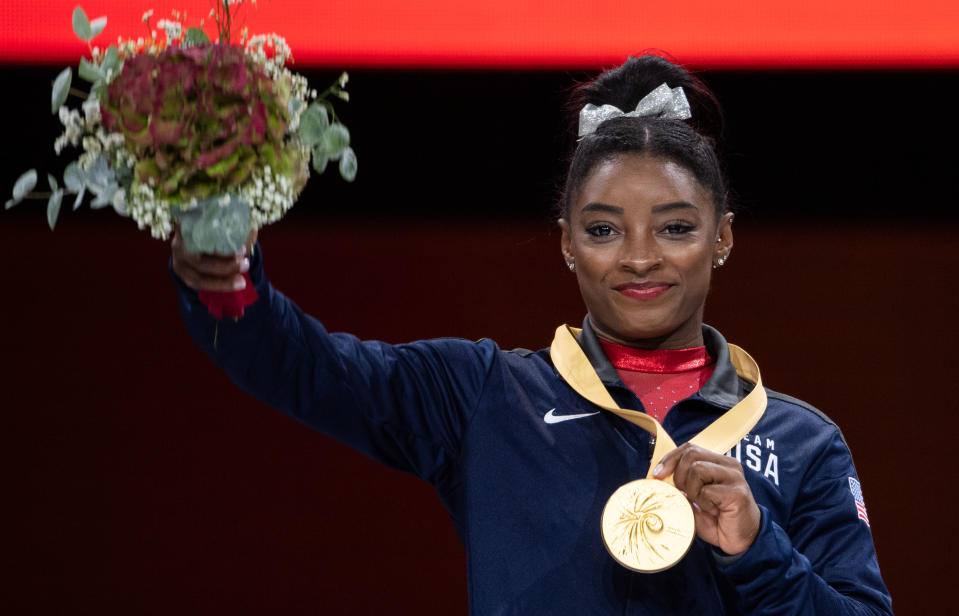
[714,212,734,264]
[558,218,574,265]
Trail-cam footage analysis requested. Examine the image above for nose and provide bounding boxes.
[618,229,663,274]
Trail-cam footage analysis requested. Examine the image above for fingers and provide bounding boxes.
[171,225,253,291]
[653,443,761,554]
[655,444,744,502]
[175,257,249,292]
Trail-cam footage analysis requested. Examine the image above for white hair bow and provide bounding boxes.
[577,83,692,137]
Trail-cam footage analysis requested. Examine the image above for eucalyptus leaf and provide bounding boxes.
[47,190,64,230]
[288,97,303,118]
[298,103,329,146]
[89,16,107,39]
[311,147,329,174]
[184,27,210,46]
[5,198,20,210]
[100,46,120,76]
[338,147,357,182]
[12,169,37,200]
[72,7,92,41]
[85,157,118,209]
[78,57,104,83]
[51,67,72,114]
[90,183,119,209]
[63,161,84,192]
[47,174,59,191]
[177,195,251,255]
[73,186,86,211]
[87,155,115,189]
[89,82,106,102]
[320,123,350,160]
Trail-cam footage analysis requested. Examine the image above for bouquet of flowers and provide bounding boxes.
[7,1,356,317]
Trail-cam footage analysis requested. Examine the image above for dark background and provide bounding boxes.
[2,67,957,614]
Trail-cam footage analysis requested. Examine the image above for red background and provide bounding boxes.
[3,0,959,68]
[3,215,954,614]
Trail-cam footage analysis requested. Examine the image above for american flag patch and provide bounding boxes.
[848,477,870,526]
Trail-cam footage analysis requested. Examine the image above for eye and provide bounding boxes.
[663,222,695,235]
[586,224,614,237]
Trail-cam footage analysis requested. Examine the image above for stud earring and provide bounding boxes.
[713,256,727,269]
[567,261,576,272]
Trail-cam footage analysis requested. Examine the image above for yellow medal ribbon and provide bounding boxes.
[549,324,767,572]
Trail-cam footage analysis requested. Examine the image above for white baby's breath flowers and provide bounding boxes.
[55,106,84,153]
[245,33,293,79]
[111,187,127,215]
[156,19,183,46]
[243,164,297,228]
[82,98,101,125]
[128,181,173,240]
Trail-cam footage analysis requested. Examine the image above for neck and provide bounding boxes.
[587,315,705,351]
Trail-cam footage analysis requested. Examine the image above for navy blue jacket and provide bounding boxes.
[175,250,893,615]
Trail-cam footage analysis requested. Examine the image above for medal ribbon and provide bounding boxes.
[549,325,767,484]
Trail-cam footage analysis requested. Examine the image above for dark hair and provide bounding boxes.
[561,55,728,220]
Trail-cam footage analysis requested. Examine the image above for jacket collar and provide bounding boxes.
[579,316,744,410]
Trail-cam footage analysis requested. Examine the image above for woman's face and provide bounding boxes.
[560,153,733,349]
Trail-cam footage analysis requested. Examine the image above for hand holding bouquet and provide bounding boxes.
[8,2,356,317]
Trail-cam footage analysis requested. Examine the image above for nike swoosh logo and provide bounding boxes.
[543,408,601,424]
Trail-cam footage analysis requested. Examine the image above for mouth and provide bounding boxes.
[614,281,672,301]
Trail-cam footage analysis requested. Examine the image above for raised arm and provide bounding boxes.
[170,233,496,483]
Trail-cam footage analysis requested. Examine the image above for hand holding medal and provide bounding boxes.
[652,442,762,558]
[550,324,767,572]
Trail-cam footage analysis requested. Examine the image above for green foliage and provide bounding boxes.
[47,174,59,191]
[51,67,71,114]
[177,195,251,254]
[89,16,107,38]
[183,27,210,47]
[298,103,329,147]
[78,57,104,83]
[63,162,86,209]
[6,169,38,209]
[47,190,64,230]
[73,7,105,43]
[84,156,119,208]
[63,161,84,192]
[320,123,350,160]
[338,147,357,182]
[101,46,120,76]
[311,148,328,174]
[72,7,92,40]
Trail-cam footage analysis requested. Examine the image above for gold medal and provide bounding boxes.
[550,324,767,573]
[601,479,696,572]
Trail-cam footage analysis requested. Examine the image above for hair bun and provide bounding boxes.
[572,54,723,143]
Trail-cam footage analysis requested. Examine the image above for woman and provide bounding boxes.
[171,56,892,614]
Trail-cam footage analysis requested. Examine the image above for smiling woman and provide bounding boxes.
[170,54,893,614]
[560,155,732,349]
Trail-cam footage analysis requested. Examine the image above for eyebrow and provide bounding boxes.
[580,201,698,215]
[581,202,623,214]
[651,201,698,214]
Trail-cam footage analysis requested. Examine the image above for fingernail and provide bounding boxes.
[653,463,664,476]
[239,258,250,273]
[235,247,247,259]
[233,276,247,290]
[692,502,702,511]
